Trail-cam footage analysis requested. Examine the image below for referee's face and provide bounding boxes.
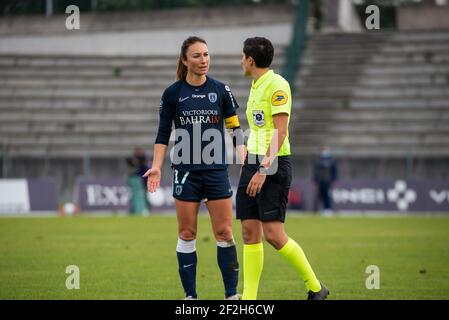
[241,53,252,77]
[184,42,210,77]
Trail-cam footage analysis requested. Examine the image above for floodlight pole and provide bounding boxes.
[45,0,53,16]
[1,140,7,178]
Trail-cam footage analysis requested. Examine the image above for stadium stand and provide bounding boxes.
[294,30,449,178]
[0,52,282,158]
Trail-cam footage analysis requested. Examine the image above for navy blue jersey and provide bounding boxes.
[155,76,240,171]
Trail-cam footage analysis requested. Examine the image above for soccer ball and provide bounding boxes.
[63,202,77,216]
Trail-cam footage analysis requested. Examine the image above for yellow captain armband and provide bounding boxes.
[225,115,240,129]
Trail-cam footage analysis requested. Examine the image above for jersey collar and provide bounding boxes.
[251,69,273,90]
[185,75,208,90]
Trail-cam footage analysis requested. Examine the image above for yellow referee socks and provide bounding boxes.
[278,238,321,293]
[242,242,264,300]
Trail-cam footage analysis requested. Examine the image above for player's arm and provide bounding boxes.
[236,138,247,166]
[222,83,247,164]
[225,114,246,165]
[143,144,166,192]
[143,91,175,192]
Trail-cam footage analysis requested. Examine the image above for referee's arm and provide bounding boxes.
[260,113,289,169]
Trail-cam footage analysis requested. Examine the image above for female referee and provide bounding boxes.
[143,36,243,300]
[237,37,329,300]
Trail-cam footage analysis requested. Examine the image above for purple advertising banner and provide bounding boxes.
[291,179,449,212]
[28,178,58,212]
[76,178,131,212]
[417,180,449,212]
[151,179,449,213]
[75,177,449,213]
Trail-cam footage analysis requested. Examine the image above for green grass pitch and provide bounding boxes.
[1,214,448,300]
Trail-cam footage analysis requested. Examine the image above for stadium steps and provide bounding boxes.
[292,145,449,157]
[293,30,449,158]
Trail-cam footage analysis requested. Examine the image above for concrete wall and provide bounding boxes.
[398,5,449,31]
[0,4,296,36]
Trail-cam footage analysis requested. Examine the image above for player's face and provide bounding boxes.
[183,42,210,77]
[241,53,251,77]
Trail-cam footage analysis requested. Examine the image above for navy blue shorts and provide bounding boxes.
[172,169,233,202]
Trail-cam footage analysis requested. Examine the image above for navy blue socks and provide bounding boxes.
[217,241,239,298]
[176,238,197,298]
[176,238,239,299]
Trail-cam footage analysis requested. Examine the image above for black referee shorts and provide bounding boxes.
[236,154,292,222]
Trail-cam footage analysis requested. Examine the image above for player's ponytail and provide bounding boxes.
[176,36,207,81]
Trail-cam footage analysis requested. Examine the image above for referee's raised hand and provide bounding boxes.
[142,168,161,193]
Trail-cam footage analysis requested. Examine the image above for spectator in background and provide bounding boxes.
[126,147,150,187]
[313,146,338,216]
[126,147,151,214]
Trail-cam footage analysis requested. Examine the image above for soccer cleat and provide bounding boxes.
[307,283,329,300]
[184,296,198,300]
[225,294,241,300]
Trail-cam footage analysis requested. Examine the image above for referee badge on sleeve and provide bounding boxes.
[253,110,265,127]
[271,90,288,106]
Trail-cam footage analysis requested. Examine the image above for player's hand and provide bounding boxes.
[142,167,161,193]
[246,172,266,197]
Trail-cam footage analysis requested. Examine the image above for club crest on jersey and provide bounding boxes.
[271,90,288,106]
[208,92,217,103]
[253,110,265,127]
[175,185,183,196]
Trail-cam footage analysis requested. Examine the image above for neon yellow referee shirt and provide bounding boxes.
[246,69,291,156]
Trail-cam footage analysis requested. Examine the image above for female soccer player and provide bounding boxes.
[236,37,329,300]
[143,36,242,300]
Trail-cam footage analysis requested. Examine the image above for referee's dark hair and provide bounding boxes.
[243,37,274,68]
[177,36,207,81]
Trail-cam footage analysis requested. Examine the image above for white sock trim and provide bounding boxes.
[217,239,236,248]
[176,238,196,253]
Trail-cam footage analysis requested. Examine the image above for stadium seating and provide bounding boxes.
[295,31,449,159]
[0,52,283,158]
